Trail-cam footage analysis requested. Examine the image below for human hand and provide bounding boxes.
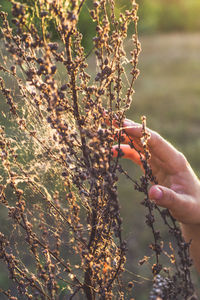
[112,119,200,226]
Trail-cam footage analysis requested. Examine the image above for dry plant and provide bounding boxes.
[0,0,197,299]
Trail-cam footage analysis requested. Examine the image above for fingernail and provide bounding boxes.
[123,119,135,127]
[153,187,163,200]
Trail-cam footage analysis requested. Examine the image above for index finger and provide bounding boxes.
[123,119,186,169]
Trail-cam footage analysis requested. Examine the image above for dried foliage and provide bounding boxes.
[0,0,197,299]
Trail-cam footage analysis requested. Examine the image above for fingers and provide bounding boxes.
[123,119,145,139]
[109,116,187,173]
[148,185,197,223]
[122,119,187,171]
[112,144,143,166]
[149,185,183,211]
[113,131,142,149]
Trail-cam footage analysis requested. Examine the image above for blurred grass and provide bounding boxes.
[118,33,200,298]
[137,0,200,34]
[132,33,200,175]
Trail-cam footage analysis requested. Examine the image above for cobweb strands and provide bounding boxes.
[0,0,141,299]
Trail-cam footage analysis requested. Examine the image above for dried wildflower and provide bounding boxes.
[0,0,197,299]
[0,0,140,299]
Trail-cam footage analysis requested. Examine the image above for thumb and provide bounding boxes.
[149,185,182,211]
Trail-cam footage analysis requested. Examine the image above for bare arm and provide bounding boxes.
[112,119,200,272]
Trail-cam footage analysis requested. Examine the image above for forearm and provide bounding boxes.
[181,223,200,273]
